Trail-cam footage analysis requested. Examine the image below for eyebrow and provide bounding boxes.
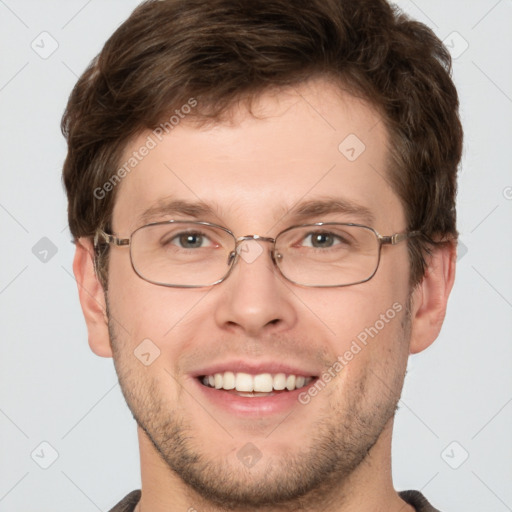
[136,197,375,227]
[287,198,375,225]
[137,199,219,225]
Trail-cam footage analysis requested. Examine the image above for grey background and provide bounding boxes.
[0,0,511,510]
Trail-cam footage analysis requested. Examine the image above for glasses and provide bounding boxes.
[94,220,421,288]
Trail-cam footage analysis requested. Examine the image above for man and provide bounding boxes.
[62,0,462,510]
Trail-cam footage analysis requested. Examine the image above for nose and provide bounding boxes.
[213,239,297,337]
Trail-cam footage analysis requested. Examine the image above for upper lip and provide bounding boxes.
[191,360,319,378]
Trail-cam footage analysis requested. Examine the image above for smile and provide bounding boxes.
[199,371,314,396]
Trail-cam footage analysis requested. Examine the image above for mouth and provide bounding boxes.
[198,371,315,397]
[191,361,320,416]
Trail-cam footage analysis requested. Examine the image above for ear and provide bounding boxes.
[72,238,113,358]
[408,240,456,354]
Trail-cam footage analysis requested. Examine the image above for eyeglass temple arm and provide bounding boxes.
[379,231,421,245]
[93,230,130,248]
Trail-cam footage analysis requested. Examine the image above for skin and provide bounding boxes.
[73,77,456,512]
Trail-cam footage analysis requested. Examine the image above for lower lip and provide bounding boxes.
[192,378,317,416]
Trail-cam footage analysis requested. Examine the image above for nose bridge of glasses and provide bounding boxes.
[226,235,278,267]
[236,234,276,244]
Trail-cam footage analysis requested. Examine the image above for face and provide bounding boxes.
[106,78,413,507]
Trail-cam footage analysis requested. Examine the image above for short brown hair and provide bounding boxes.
[62,0,463,287]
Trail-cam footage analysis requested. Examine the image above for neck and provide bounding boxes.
[135,420,415,512]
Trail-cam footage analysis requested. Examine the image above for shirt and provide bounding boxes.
[109,489,441,511]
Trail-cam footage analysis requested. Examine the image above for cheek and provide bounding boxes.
[290,267,410,390]
[107,251,211,359]
[293,276,407,343]
[312,296,409,408]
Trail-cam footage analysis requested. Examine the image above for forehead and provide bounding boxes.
[112,78,403,234]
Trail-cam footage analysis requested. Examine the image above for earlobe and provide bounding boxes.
[73,238,113,358]
[409,240,457,354]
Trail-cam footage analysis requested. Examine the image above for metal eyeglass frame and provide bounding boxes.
[93,220,422,288]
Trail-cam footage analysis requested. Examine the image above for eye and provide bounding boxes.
[163,231,214,249]
[302,231,343,249]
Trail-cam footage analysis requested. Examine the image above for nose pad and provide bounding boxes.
[270,250,285,280]
[273,251,283,262]
[227,250,237,267]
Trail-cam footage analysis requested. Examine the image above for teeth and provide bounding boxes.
[223,371,235,390]
[201,371,313,392]
[253,373,273,392]
[273,373,287,390]
[236,372,253,392]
